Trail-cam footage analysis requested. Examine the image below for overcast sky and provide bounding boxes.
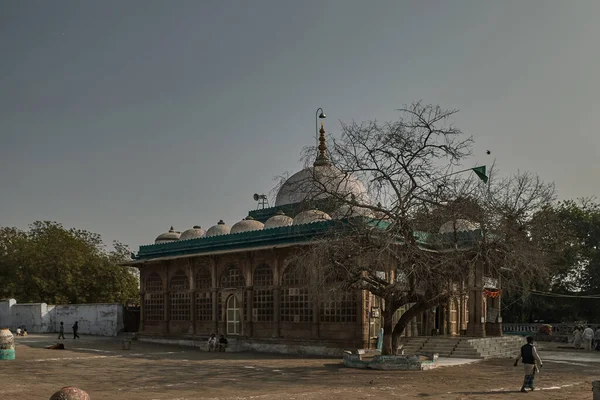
[1,0,599,251]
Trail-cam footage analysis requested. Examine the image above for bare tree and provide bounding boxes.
[281,103,556,354]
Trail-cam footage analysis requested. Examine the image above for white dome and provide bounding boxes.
[155,226,180,244]
[230,216,265,234]
[206,220,231,237]
[180,225,206,240]
[275,165,368,207]
[331,204,375,220]
[264,211,294,229]
[439,219,479,234]
[292,209,332,225]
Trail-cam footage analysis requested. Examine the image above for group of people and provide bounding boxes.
[207,334,228,352]
[15,326,28,336]
[57,321,79,340]
[572,325,600,350]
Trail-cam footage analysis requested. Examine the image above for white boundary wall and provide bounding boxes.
[0,299,123,336]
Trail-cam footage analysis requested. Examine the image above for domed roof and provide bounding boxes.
[275,165,368,207]
[275,122,368,207]
[206,220,231,237]
[439,219,479,234]
[331,204,375,220]
[155,226,180,244]
[264,211,294,229]
[180,225,206,240]
[230,216,265,234]
[292,209,332,225]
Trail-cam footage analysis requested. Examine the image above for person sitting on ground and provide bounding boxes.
[16,327,22,336]
[22,328,28,336]
[207,334,217,352]
[218,335,228,352]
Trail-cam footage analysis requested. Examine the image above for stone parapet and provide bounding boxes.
[343,351,438,370]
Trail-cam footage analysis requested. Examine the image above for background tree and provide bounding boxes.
[0,221,139,304]
[284,103,555,354]
[502,198,600,323]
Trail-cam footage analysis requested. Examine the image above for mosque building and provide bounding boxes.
[125,122,501,354]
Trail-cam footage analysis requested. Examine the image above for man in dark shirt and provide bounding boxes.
[219,335,228,352]
[72,321,80,339]
[514,336,543,392]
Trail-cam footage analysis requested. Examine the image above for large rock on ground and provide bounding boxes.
[49,386,90,400]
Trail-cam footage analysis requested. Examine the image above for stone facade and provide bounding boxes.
[137,247,366,350]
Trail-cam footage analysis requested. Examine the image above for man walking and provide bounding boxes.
[58,322,65,340]
[514,336,543,392]
[582,325,594,351]
[72,321,80,339]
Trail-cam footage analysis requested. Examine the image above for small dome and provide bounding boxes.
[331,204,375,220]
[180,225,206,240]
[292,209,332,225]
[230,216,265,234]
[155,226,181,244]
[439,219,479,234]
[206,220,231,237]
[264,211,294,229]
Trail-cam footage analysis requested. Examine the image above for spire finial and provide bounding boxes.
[313,121,331,166]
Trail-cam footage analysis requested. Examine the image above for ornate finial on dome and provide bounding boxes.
[313,121,330,167]
[193,225,201,229]
[169,226,174,232]
[217,220,225,225]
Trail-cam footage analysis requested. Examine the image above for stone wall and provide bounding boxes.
[0,299,123,336]
[53,304,123,336]
[9,303,54,332]
[0,299,16,328]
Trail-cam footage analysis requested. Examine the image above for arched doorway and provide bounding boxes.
[226,295,240,335]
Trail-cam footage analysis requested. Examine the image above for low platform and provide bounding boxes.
[399,336,524,359]
[343,350,439,370]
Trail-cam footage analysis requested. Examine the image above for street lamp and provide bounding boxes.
[315,107,326,147]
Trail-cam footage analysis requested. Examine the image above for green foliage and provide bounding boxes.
[503,198,600,322]
[0,221,139,304]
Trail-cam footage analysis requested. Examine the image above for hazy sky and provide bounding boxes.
[1,0,599,251]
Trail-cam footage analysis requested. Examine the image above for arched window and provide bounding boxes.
[281,265,312,323]
[144,272,164,321]
[320,290,357,323]
[253,264,273,322]
[169,270,190,321]
[226,295,241,335]
[145,272,163,292]
[195,267,212,321]
[220,265,245,288]
[196,267,212,290]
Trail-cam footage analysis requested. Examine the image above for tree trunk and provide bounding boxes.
[392,301,426,352]
[382,306,394,355]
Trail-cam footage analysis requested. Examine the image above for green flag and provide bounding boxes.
[472,166,488,184]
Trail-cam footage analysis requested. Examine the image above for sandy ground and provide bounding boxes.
[2,334,599,399]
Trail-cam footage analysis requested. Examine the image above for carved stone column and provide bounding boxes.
[211,257,218,334]
[466,262,486,337]
[139,291,145,332]
[246,287,254,337]
[272,287,281,337]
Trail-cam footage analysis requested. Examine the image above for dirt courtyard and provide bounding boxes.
[2,334,598,399]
